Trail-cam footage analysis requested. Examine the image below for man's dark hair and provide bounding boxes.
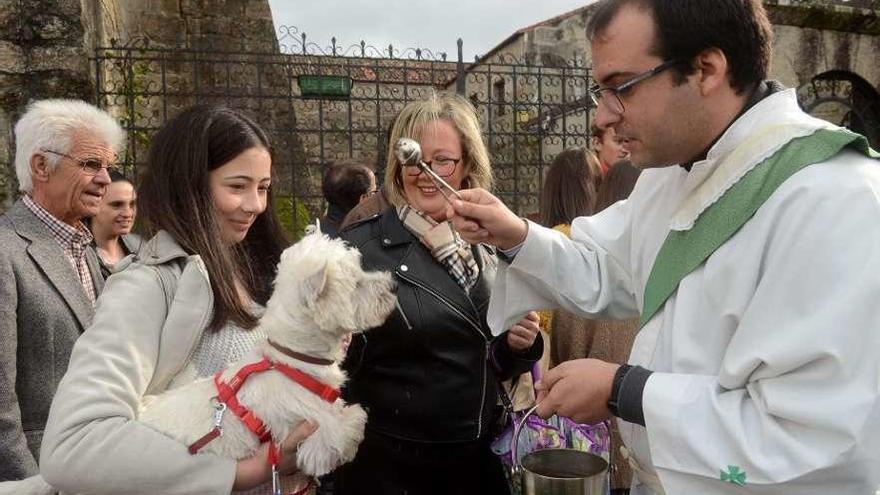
[322,160,375,213]
[587,0,773,94]
[108,169,128,183]
[138,104,288,332]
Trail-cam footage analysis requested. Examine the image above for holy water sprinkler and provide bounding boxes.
[393,138,462,202]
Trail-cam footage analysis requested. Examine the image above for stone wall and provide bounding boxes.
[87,0,277,51]
[0,0,93,210]
[768,1,880,146]
[0,0,281,215]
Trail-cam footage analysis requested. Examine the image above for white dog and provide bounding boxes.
[138,233,396,478]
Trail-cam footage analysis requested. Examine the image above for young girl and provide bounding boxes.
[41,105,315,494]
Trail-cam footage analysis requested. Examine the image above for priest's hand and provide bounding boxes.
[446,188,527,249]
[534,358,619,423]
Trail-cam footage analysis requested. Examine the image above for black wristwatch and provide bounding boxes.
[607,364,631,418]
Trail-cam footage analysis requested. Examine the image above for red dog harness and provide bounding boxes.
[187,357,340,493]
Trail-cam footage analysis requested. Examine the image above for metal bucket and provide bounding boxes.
[512,405,608,495]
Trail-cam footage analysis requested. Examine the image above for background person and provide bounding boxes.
[0,99,123,487]
[40,105,315,495]
[539,146,603,236]
[87,169,140,277]
[591,123,629,175]
[333,92,543,495]
[593,159,641,214]
[320,160,376,237]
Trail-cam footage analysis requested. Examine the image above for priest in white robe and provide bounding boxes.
[448,1,880,493]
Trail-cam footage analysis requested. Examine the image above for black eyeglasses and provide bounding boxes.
[42,149,119,176]
[589,59,682,114]
[404,156,461,178]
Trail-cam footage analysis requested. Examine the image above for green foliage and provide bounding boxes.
[274,194,313,242]
[115,56,153,168]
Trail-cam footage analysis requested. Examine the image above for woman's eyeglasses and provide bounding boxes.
[404,156,460,178]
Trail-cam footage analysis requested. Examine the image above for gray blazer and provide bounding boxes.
[0,199,104,481]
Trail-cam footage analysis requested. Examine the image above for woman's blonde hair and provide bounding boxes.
[383,91,493,207]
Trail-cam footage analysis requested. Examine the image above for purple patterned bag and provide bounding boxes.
[490,364,611,493]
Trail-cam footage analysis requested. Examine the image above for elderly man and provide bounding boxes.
[449,0,880,493]
[0,99,124,483]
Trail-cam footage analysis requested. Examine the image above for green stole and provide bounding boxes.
[640,129,879,328]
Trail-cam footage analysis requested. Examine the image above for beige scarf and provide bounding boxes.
[398,204,480,292]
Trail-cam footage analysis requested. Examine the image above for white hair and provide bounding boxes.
[14,99,126,194]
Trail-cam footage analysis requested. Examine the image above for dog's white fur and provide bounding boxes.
[138,233,396,477]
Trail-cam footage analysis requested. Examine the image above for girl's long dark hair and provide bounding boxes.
[138,105,288,331]
[539,147,602,228]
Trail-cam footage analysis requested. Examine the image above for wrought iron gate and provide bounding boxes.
[92,28,593,235]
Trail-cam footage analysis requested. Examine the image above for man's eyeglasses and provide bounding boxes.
[404,156,460,178]
[42,149,118,176]
[589,59,682,114]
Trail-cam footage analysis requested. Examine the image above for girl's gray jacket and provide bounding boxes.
[39,231,238,495]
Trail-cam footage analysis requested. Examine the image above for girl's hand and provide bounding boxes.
[233,420,318,490]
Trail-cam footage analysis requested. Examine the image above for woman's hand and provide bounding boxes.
[233,420,318,490]
[506,311,540,352]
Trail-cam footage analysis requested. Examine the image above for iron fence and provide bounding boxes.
[92,27,593,235]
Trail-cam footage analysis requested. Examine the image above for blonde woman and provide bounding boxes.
[333,92,542,495]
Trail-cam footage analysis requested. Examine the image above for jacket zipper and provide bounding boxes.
[476,341,489,439]
[395,299,413,330]
[396,270,485,336]
[396,269,490,440]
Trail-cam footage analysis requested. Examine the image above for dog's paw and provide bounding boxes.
[340,404,367,440]
[295,405,368,477]
[296,435,330,477]
[336,404,368,463]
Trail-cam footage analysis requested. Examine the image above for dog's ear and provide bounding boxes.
[300,258,329,308]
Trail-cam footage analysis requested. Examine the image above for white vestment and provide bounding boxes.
[488,89,880,494]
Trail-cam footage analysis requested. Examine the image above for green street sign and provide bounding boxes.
[298,75,352,99]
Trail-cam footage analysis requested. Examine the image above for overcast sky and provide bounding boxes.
[267,0,593,62]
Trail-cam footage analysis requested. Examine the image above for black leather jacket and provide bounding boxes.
[339,203,542,443]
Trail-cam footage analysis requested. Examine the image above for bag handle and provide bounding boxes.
[511,403,541,475]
